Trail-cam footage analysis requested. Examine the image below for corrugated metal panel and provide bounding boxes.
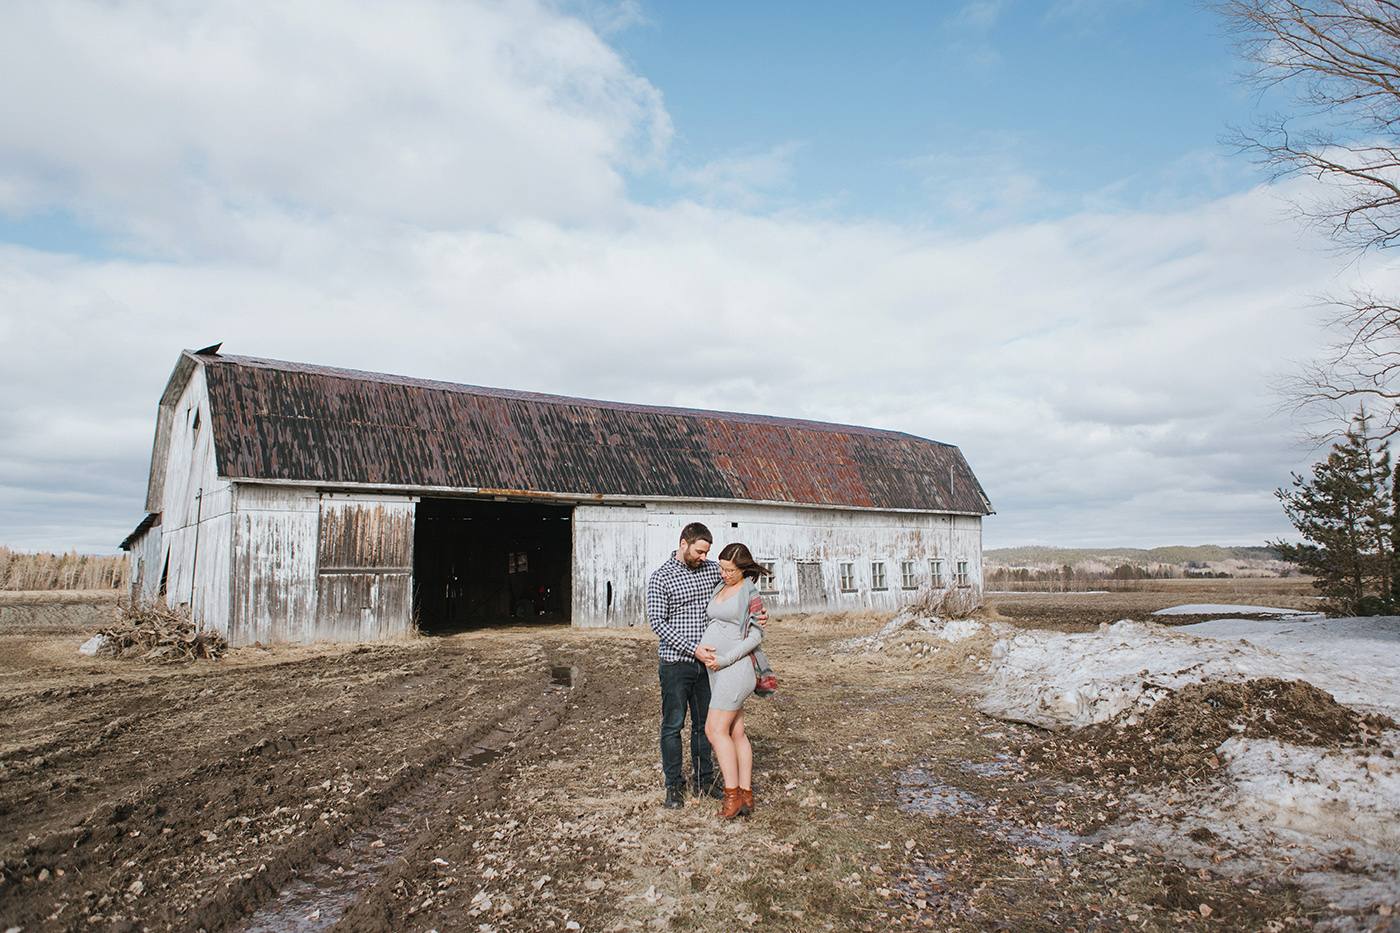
[198,352,993,515]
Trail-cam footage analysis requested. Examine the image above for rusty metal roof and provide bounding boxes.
[190,351,992,514]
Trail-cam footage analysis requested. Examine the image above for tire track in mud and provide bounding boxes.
[0,638,566,933]
[317,639,655,933]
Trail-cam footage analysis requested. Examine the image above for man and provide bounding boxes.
[647,522,759,808]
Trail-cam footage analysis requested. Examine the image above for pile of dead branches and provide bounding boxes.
[92,600,227,661]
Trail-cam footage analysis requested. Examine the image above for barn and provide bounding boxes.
[121,348,994,645]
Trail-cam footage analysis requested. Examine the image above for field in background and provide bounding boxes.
[984,577,1320,632]
[0,547,127,591]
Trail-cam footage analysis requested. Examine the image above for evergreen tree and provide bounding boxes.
[1271,410,1395,614]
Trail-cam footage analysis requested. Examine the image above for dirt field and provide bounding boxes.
[0,582,1369,932]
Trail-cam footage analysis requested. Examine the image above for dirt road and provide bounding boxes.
[0,591,1322,932]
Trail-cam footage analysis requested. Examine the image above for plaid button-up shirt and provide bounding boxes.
[646,553,722,662]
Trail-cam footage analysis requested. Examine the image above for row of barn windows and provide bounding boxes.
[839,559,970,592]
[752,558,970,595]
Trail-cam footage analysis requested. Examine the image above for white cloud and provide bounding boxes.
[948,1,1006,32]
[0,0,670,253]
[671,144,802,210]
[0,179,1355,551]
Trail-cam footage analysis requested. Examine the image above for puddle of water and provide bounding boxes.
[897,863,960,913]
[231,676,571,933]
[890,757,1085,920]
[957,753,1020,778]
[894,761,1083,855]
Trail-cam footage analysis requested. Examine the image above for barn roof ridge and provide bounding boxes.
[191,350,948,446]
[171,348,993,515]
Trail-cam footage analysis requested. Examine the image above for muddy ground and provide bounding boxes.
[0,582,1378,933]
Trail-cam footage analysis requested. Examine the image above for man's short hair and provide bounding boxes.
[679,522,712,544]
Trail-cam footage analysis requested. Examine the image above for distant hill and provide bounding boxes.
[984,545,1281,566]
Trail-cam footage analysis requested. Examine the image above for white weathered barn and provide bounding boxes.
[122,349,994,644]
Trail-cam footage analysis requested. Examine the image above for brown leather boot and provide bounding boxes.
[718,787,745,819]
[739,787,753,816]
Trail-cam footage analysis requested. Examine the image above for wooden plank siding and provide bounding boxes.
[229,485,320,645]
[153,366,234,632]
[314,495,416,641]
[571,505,648,628]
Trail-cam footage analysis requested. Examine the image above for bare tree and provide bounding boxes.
[1284,288,1400,437]
[1222,0,1400,251]
[1219,1,1400,437]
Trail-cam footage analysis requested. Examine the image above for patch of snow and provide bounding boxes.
[935,619,983,643]
[981,617,1400,730]
[978,613,1400,910]
[1153,603,1322,617]
[829,610,983,654]
[1222,736,1400,850]
[980,620,1236,730]
[1174,617,1400,721]
[77,633,113,657]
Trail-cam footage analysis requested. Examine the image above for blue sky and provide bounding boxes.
[0,0,1379,554]
[613,2,1258,220]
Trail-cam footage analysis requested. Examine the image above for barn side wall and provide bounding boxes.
[154,367,233,633]
[572,500,984,628]
[227,487,418,645]
[126,519,163,604]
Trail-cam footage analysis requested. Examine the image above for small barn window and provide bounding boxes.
[955,560,969,587]
[901,560,918,589]
[758,561,777,594]
[870,561,887,591]
[839,562,856,592]
[929,559,944,588]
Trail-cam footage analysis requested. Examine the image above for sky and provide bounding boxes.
[1,0,1391,554]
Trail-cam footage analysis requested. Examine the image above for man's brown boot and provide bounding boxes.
[719,787,745,819]
[739,787,753,816]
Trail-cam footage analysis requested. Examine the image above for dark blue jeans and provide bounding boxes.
[659,659,713,789]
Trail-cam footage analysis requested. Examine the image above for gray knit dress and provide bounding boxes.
[701,579,765,712]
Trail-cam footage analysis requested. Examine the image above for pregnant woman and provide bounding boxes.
[699,542,767,819]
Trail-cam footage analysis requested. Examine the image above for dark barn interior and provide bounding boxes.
[413,498,573,631]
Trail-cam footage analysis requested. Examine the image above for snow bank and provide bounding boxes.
[1222,737,1400,850]
[981,616,1400,729]
[979,607,1400,890]
[1153,603,1322,617]
[980,620,1250,729]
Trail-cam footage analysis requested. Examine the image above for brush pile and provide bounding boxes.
[79,600,227,661]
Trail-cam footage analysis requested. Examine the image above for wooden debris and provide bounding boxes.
[92,600,227,661]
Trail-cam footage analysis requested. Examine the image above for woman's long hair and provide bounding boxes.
[716,542,763,580]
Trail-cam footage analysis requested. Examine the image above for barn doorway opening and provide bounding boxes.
[413,497,573,631]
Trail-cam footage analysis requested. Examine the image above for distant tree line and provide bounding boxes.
[986,563,1187,592]
[0,547,128,591]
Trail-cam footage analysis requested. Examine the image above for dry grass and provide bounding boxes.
[0,547,127,591]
